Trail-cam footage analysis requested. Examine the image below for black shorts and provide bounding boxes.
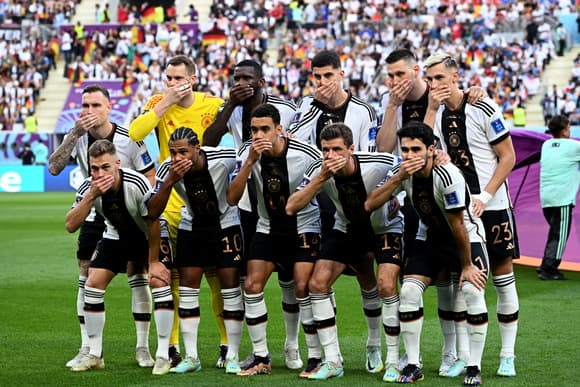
[176,226,243,269]
[90,237,148,274]
[374,232,404,267]
[404,238,489,279]
[480,208,520,261]
[76,218,106,260]
[249,232,319,272]
[320,229,374,266]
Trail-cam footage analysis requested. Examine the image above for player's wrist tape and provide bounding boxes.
[479,191,492,205]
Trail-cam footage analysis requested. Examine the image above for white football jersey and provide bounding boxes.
[226,95,297,147]
[235,138,321,234]
[73,168,151,240]
[288,93,378,152]
[432,97,512,211]
[154,147,239,231]
[391,163,485,243]
[298,152,403,234]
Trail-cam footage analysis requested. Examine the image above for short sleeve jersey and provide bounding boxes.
[235,137,322,234]
[432,96,512,210]
[298,152,402,234]
[73,168,151,240]
[153,147,239,231]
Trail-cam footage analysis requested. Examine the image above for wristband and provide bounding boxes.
[478,191,492,205]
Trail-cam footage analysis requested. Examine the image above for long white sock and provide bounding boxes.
[298,296,321,359]
[436,279,456,356]
[222,287,244,360]
[78,276,89,349]
[361,286,382,348]
[279,279,300,349]
[399,279,425,366]
[493,273,518,357]
[462,281,488,369]
[152,286,174,360]
[84,286,106,358]
[129,274,152,349]
[245,292,269,357]
[311,292,341,365]
[382,294,400,365]
[179,287,200,360]
[453,279,470,362]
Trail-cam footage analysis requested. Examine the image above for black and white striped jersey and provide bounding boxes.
[288,93,378,152]
[225,94,297,148]
[154,147,239,231]
[73,168,151,240]
[235,137,322,234]
[432,96,512,211]
[298,152,402,234]
[391,163,485,243]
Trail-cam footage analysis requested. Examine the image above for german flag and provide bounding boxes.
[202,26,227,46]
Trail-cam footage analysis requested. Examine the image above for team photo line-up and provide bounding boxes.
[49,48,529,386]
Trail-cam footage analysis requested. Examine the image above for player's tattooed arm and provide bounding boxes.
[48,132,81,176]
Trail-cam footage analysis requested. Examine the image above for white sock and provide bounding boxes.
[436,279,456,356]
[84,286,106,358]
[279,279,300,349]
[462,281,488,369]
[493,273,518,357]
[245,292,269,357]
[179,287,200,360]
[129,274,152,349]
[399,279,425,366]
[382,295,400,365]
[453,280,470,362]
[152,286,174,360]
[361,286,382,348]
[78,276,89,349]
[222,287,244,360]
[311,292,341,365]
[298,296,321,359]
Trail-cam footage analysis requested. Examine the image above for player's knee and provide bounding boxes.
[149,277,167,289]
[378,276,398,298]
[244,276,265,295]
[78,259,90,276]
[308,276,330,295]
[399,280,424,311]
[461,281,487,315]
[293,278,309,298]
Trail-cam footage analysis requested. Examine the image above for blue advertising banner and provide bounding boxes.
[0,166,44,192]
[44,165,83,192]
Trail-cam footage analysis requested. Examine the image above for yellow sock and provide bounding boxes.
[205,269,227,345]
[169,269,180,347]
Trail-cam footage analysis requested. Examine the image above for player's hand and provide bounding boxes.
[388,79,413,107]
[471,197,486,217]
[314,79,338,106]
[465,86,487,105]
[433,149,450,166]
[320,155,346,178]
[427,85,451,111]
[149,261,170,286]
[249,137,273,162]
[400,157,425,178]
[169,158,192,183]
[72,112,98,136]
[229,84,254,106]
[459,264,487,290]
[90,175,114,197]
[165,82,191,105]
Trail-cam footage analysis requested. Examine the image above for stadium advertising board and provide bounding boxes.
[0,166,44,192]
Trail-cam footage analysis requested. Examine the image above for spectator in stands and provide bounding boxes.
[32,139,49,165]
[17,142,35,165]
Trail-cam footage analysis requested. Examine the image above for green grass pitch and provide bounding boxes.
[0,192,578,386]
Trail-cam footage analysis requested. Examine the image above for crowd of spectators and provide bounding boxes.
[0,1,79,130]
[1,0,578,131]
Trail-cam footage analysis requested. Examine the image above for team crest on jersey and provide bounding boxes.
[449,133,461,147]
[201,112,214,128]
[490,119,505,134]
[444,192,459,206]
[418,191,431,214]
[267,177,281,193]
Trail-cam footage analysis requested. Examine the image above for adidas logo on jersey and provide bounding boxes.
[506,242,514,250]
